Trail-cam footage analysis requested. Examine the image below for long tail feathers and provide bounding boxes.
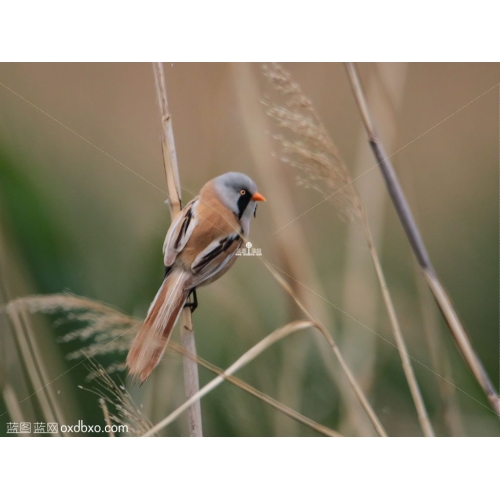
[126,268,189,383]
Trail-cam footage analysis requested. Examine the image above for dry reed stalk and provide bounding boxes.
[0,257,64,435]
[4,306,63,435]
[344,62,500,417]
[366,232,434,436]
[152,62,203,436]
[231,62,368,436]
[20,310,70,428]
[263,63,433,436]
[338,63,409,436]
[0,269,27,427]
[415,270,464,435]
[100,397,115,436]
[394,134,464,434]
[144,320,345,437]
[2,383,26,431]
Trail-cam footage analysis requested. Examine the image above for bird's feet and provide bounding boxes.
[184,288,198,313]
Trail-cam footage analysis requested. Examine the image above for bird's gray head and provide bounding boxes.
[213,172,265,232]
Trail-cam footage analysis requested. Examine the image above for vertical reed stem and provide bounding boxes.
[152,62,203,436]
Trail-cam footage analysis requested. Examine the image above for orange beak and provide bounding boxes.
[251,192,266,202]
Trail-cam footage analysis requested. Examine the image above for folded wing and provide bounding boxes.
[163,198,199,268]
[191,233,241,283]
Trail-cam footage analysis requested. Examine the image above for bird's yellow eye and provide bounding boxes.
[239,189,246,196]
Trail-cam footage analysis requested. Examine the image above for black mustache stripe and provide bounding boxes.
[237,191,253,219]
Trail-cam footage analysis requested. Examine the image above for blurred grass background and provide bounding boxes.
[0,62,498,436]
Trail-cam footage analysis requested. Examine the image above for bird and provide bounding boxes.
[126,172,266,383]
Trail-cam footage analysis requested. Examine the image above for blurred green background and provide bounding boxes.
[0,62,498,436]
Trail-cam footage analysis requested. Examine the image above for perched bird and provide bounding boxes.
[126,172,265,383]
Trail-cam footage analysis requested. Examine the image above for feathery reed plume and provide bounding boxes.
[263,65,363,229]
[6,293,339,436]
[344,62,500,417]
[82,361,153,436]
[151,62,202,436]
[263,63,434,436]
[5,293,138,360]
